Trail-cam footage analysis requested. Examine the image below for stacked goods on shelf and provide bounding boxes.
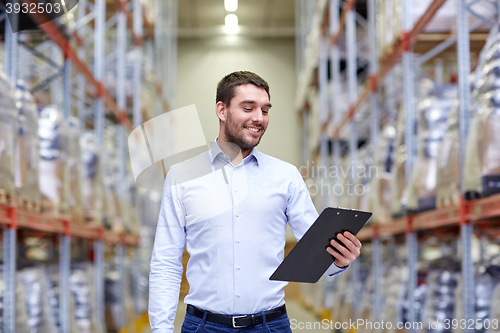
[391,78,435,217]
[358,270,375,333]
[380,265,407,332]
[102,185,116,230]
[67,117,84,222]
[15,82,41,211]
[453,258,500,333]
[422,258,460,333]
[465,24,500,199]
[367,124,395,223]
[127,204,138,235]
[70,263,102,333]
[104,126,125,233]
[436,100,461,208]
[338,156,351,209]
[376,0,490,57]
[104,259,134,332]
[13,271,32,332]
[353,146,373,211]
[473,265,500,333]
[390,107,407,218]
[407,84,457,213]
[38,105,70,214]
[402,270,427,325]
[0,69,18,204]
[80,131,104,227]
[44,264,64,331]
[123,257,136,328]
[489,279,500,333]
[376,0,402,57]
[18,266,52,333]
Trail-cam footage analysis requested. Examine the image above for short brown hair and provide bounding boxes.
[216,71,270,107]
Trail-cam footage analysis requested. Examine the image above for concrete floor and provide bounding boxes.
[142,299,321,333]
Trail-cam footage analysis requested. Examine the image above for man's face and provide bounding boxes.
[221,84,271,151]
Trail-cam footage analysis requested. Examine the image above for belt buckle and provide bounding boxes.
[232,315,247,328]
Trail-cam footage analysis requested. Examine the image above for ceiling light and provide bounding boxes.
[225,14,239,34]
[224,0,238,11]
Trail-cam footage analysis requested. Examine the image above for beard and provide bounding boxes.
[223,110,266,151]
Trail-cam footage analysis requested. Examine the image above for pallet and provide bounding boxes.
[41,199,69,215]
[71,211,85,224]
[19,199,41,213]
[0,191,13,206]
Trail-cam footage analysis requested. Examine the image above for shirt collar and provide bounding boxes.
[209,137,260,166]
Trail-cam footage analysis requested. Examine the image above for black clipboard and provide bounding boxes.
[270,207,372,283]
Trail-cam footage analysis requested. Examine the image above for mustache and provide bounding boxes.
[243,124,264,129]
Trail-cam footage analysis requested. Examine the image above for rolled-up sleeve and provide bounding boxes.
[149,168,186,333]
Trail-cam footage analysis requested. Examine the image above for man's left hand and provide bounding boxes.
[326,231,362,268]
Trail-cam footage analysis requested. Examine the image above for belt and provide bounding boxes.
[186,304,287,328]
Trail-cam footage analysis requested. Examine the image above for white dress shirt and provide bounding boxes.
[149,140,347,333]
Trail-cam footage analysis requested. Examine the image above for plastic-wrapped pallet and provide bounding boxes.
[0,266,34,332]
[104,259,134,332]
[18,266,51,333]
[407,84,457,213]
[15,82,41,211]
[15,272,32,332]
[368,124,395,223]
[436,74,475,208]
[0,68,18,204]
[465,24,500,198]
[454,264,500,333]
[381,265,408,333]
[103,126,123,232]
[488,282,500,333]
[101,185,116,229]
[44,265,62,332]
[475,265,500,333]
[422,257,460,333]
[38,105,70,214]
[402,270,427,325]
[80,131,104,226]
[391,78,435,217]
[436,100,461,208]
[70,263,102,333]
[67,117,84,222]
[390,109,407,218]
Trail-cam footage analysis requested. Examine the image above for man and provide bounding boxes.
[149,71,362,333]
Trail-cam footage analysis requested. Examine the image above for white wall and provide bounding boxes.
[176,36,299,166]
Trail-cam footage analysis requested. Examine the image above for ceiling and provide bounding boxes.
[177,0,296,38]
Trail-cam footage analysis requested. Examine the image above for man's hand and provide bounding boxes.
[326,231,362,268]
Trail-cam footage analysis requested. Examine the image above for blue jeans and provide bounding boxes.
[180,311,293,333]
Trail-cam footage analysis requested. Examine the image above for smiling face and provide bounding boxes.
[216,83,272,157]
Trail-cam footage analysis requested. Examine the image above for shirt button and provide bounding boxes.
[237,239,240,243]
[237,293,241,297]
[237,266,241,270]
[234,189,238,193]
[236,213,240,217]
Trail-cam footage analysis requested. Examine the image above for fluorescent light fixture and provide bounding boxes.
[225,14,239,34]
[224,0,238,11]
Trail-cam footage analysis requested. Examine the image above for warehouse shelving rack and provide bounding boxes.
[296,0,500,330]
[1,0,177,332]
